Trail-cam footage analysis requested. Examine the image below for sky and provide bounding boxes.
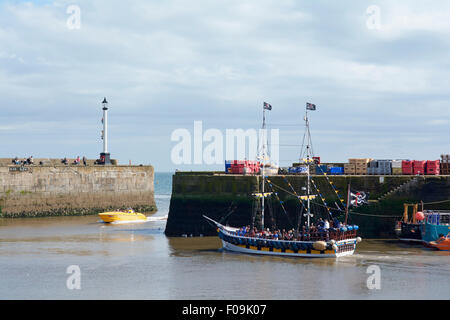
[0,0,449,171]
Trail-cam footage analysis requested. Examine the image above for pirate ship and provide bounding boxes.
[204,102,362,258]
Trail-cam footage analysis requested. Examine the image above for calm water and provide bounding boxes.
[0,172,449,300]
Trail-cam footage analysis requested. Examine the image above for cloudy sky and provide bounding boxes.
[0,0,449,171]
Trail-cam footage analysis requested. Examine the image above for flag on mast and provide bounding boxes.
[306,102,316,110]
[263,102,272,110]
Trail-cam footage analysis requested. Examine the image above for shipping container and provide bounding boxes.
[344,163,356,175]
[402,160,413,175]
[329,167,344,175]
[392,160,403,169]
[413,160,426,175]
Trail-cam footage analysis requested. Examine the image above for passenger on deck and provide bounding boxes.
[333,217,341,229]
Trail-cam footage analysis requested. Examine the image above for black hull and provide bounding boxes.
[397,222,423,242]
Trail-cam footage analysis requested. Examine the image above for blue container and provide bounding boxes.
[329,167,344,175]
[296,166,307,173]
[225,160,232,173]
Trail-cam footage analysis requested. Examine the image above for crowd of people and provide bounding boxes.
[11,156,89,166]
[231,217,349,242]
[12,156,34,165]
[61,156,87,165]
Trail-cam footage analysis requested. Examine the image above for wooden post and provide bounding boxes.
[413,204,418,224]
[345,183,351,225]
[403,203,408,223]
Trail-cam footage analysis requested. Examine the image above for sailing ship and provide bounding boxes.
[204,102,362,258]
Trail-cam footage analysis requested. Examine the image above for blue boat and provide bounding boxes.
[421,210,450,243]
[395,204,450,245]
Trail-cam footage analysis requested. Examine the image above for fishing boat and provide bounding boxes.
[395,203,425,243]
[395,203,450,245]
[204,102,362,258]
[98,209,147,223]
[421,210,450,245]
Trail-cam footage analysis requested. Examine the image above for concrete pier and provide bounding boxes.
[0,162,155,218]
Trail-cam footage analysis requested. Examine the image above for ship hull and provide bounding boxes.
[221,240,355,258]
[397,222,424,243]
[422,222,450,243]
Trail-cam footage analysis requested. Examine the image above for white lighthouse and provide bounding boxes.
[100,97,112,165]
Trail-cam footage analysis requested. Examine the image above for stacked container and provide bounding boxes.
[367,160,392,175]
[344,163,356,175]
[329,167,344,175]
[225,160,233,173]
[413,160,426,175]
[367,160,377,175]
[402,160,413,175]
[441,154,449,175]
[392,160,403,175]
[349,158,372,175]
[378,160,392,175]
[289,166,308,174]
[229,160,260,174]
[426,160,440,175]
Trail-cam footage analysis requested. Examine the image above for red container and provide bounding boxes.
[413,160,426,175]
[230,160,261,174]
[427,167,440,175]
[426,160,440,168]
[402,160,413,175]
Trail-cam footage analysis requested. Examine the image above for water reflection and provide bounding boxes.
[0,214,449,299]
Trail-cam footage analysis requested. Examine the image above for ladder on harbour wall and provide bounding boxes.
[377,177,423,202]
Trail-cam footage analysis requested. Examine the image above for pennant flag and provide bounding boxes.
[263,102,272,110]
[306,102,316,110]
[101,118,104,124]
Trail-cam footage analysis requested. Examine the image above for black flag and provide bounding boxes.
[306,102,316,110]
[350,191,369,207]
[263,102,272,110]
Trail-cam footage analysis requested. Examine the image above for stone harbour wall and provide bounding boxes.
[0,165,156,218]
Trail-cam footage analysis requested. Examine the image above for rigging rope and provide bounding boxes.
[268,179,402,219]
[266,178,295,228]
[422,198,450,205]
[313,166,347,211]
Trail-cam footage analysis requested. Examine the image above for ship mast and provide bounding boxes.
[261,106,266,231]
[301,106,315,228]
[259,102,272,231]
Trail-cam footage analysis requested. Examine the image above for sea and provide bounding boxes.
[0,172,449,300]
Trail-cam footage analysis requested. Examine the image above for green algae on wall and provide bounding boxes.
[165,173,450,238]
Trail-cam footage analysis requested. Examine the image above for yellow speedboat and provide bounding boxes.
[99,209,147,223]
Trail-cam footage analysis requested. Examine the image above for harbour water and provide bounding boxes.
[0,172,448,300]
